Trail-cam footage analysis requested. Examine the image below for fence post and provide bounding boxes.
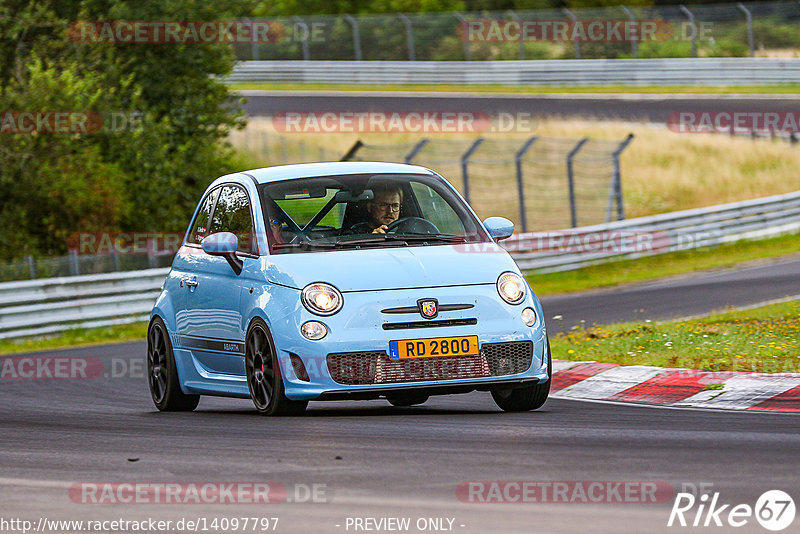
[293,16,311,60]
[563,8,581,59]
[343,15,363,60]
[340,140,364,161]
[507,10,525,60]
[26,255,36,279]
[247,19,259,60]
[566,137,589,228]
[737,3,755,58]
[398,14,416,61]
[514,137,538,233]
[679,5,698,57]
[461,138,484,204]
[404,139,429,163]
[620,6,638,59]
[612,134,634,221]
[454,13,472,60]
[69,249,80,276]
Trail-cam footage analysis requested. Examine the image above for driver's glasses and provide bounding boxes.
[375,202,401,212]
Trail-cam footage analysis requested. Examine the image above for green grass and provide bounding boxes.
[551,299,800,373]
[0,322,147,355]
[230,82,800,95]
[526,232,800,296]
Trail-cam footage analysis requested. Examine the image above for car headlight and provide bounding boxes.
[301,282,343,316]
[497,272,526,304]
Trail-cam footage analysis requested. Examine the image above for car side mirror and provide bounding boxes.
[201,232,243,275]
[483,217,515,241]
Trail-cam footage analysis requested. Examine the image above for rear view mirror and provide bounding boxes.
[334,190,374,203]
[201,232,243,275]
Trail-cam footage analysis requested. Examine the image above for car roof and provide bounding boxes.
[233,161,437,185]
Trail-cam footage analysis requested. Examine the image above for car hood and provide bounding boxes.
[265,243,519,292]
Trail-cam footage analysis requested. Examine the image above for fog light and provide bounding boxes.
[521,307,536,327]
[301,321,327,340]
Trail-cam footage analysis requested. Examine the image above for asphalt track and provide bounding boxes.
[240,91,800,123]
[542,254,800,334]
[2,258,799,533]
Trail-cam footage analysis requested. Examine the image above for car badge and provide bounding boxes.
[418,299,438,319]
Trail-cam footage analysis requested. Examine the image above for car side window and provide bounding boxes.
[190,188,219,245]
[410,182,465,235]
[208,185,253,253]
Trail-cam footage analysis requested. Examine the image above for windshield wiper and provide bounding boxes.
[398,233,467,243]
[335,233,467,248]
[272,241,337,250]
[335,235,409,248]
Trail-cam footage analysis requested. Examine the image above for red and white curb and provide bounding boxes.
[550,360,800,412]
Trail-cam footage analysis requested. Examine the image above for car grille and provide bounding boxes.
[382,318,477,330]
[326,341,533,386]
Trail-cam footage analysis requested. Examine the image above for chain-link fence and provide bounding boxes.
[233,1,800,61]
[343,135,634,231]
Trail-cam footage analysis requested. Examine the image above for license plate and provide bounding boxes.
[388,335,479,360]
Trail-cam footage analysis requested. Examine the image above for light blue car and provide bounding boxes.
[147,162,551,415]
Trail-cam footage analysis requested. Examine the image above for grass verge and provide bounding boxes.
[550,299,800,373]
[0,322,147,355]
[230,82,800,95]
[526,232,800,296]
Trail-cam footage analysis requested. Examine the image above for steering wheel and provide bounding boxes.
[385,217,440,235]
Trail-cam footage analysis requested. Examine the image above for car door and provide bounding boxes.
[175,184,255,376]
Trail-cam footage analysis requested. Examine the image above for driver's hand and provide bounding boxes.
[372,225,388,234]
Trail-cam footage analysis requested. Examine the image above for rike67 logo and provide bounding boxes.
[668,490,795,531]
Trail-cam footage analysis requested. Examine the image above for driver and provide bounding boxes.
[350,182,403,234]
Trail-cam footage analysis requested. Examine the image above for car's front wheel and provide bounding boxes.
[245,320,308,416]
[491,338,551,412]
[147,317,200,412]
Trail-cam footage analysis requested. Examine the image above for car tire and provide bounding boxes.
[491,338,552,412]
[387,394,429,407]
[245,319,308,416]
[147,317,200,412]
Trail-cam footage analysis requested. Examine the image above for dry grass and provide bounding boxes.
[230,118,800,220]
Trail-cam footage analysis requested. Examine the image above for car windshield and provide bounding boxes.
[259,173,490,254]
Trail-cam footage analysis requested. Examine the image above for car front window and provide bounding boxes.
[260,173,489,254]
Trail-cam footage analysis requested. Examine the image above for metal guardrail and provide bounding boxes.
[0,269,168,340]
[1,190,798,339]
[228,58,800,86]
[507,189,800,271]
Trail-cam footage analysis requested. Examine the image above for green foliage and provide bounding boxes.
[0,0,248,260]
[637,39,694,58]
